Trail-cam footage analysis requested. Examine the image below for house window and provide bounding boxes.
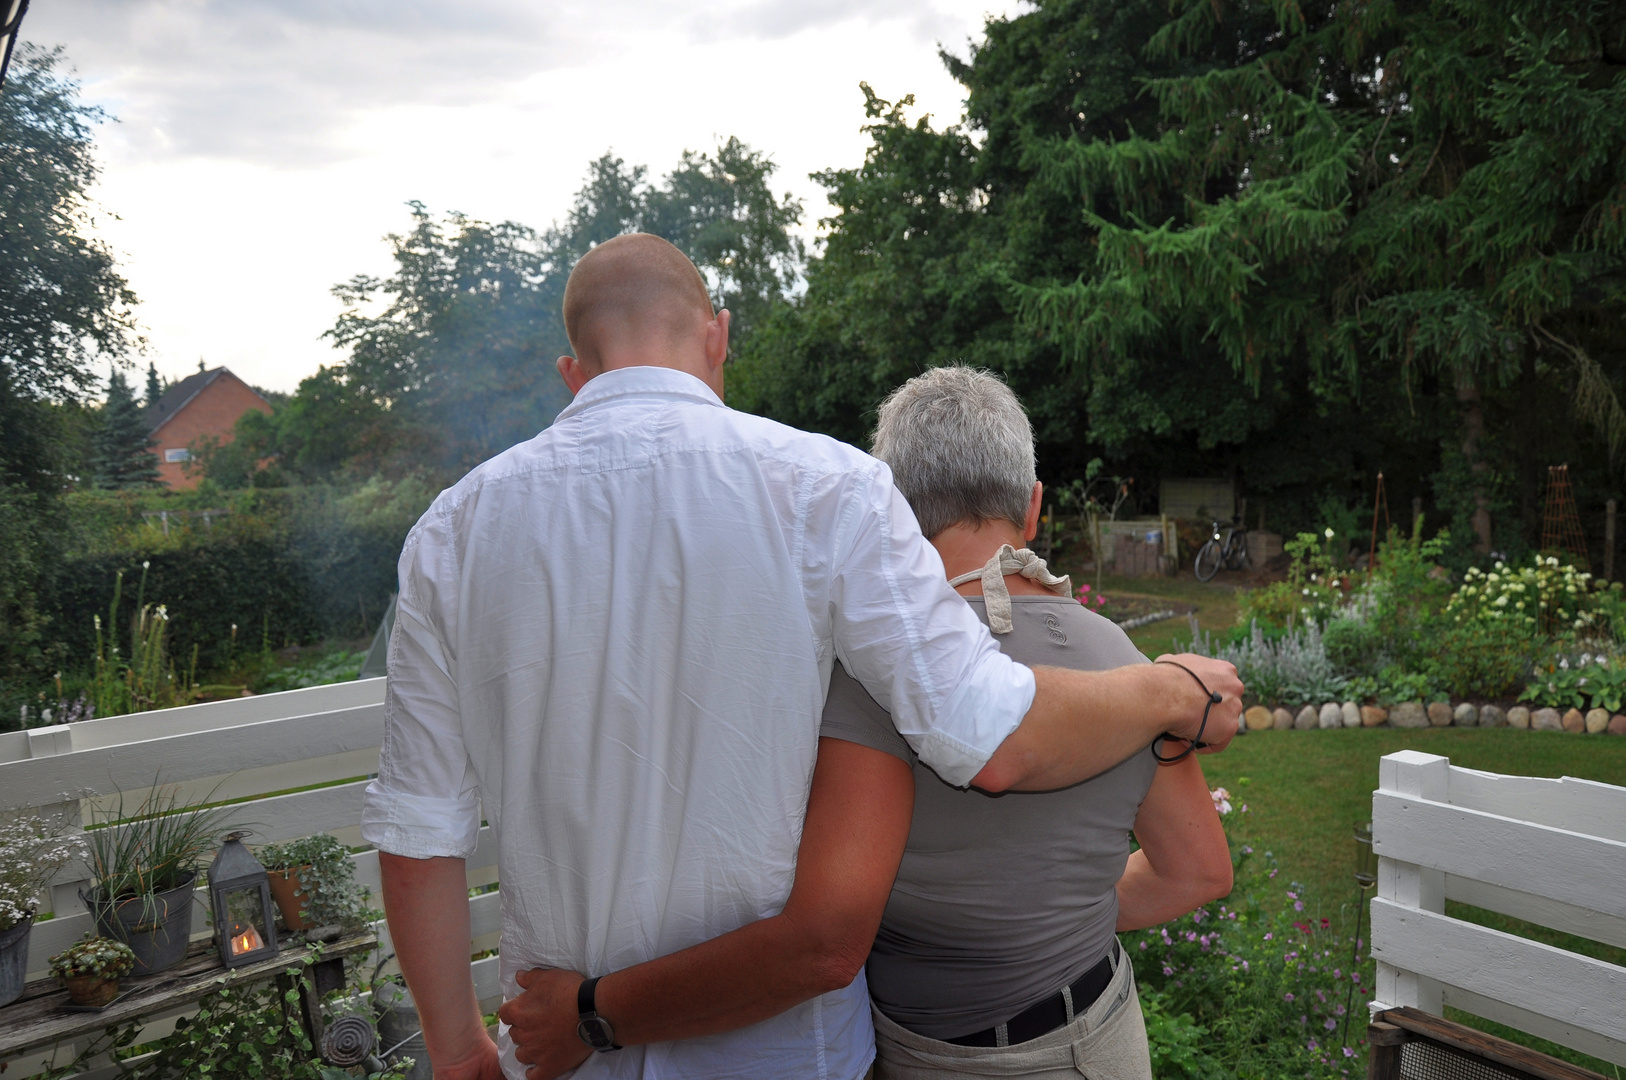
[164,448,191,463]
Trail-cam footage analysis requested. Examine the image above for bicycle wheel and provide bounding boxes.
[1194,540,1223,582]
[1226,534,1252,571]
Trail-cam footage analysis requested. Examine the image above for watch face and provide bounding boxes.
[578,1016,616,1050]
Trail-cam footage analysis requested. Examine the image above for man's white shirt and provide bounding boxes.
[361,366,1037,1080]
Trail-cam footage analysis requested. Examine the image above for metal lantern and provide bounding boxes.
[209,831,279,968]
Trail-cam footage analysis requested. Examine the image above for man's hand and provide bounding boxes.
[499,967,593,1080]
[1153,653,1243,754]
[433,1035,505,1080]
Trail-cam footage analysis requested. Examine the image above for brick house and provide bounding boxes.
[143,367,272,490]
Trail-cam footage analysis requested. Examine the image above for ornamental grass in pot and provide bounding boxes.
[0,814,87,1006]
[82,782,237,975]
[256,834,373,935]
[50,934,136,1007]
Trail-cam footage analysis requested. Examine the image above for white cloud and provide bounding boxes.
[21,0,1022,392]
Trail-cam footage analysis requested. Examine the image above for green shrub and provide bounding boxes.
[1197,620,1347,707]
[1420,621,1541,701]
[1519,650,1626,713]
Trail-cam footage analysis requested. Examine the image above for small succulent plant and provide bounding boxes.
[51,934,136,980]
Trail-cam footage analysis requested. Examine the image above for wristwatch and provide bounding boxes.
[576,975,621,1053]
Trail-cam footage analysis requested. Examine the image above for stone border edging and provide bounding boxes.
[1238,701,1626,735]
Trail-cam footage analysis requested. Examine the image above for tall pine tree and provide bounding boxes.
[144,362,162,408]
[92,369,159,488]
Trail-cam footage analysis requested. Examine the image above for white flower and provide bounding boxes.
[1302,588,1311,596]
[142,560,150,570]
[1324,527,1335,539]
[1210,788,1233,815]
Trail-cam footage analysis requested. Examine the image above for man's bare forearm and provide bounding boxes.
[972,656,1242,793]
[379,853,498,1073]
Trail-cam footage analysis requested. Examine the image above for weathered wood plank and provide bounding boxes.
[0,933,378,1060]
[1372,792,1626,920]
[1369,899,1626,1052]
[0,704,384,808]
[1377,1006,1611,1080]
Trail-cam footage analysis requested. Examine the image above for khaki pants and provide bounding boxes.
[870,947,1153,1080]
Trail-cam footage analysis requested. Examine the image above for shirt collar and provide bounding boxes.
[554,365,725,424]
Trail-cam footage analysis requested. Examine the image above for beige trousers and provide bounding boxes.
[870,948,1154,1080]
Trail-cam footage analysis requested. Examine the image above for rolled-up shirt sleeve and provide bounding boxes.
[360,531,482,860]
[829,466,1036,787]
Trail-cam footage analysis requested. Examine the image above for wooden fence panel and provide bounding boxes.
[1370,750,1626,1068]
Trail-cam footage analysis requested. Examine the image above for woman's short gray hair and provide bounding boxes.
[871,366,1036,540]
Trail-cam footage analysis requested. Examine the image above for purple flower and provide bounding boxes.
[1308,1040,1320,1051]
[1163,966,1174,976]
[1324,1018,1338,1031]
[1284,993,1295,1001]
[1264,932,1273,941]
[1139,941,1148,951]
[1294,900,1305,912]
[1344,1047,1357,1058]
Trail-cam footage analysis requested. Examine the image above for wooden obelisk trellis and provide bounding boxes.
[1368,472,1392,570]
[1540,464,1590,569]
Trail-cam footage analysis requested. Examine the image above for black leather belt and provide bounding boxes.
[943,943,1118,1048]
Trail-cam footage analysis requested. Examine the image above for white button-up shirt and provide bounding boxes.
[361,366,1036,1080]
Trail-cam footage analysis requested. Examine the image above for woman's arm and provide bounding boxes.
[499,737,914,1079]
[1116,755,1233,931]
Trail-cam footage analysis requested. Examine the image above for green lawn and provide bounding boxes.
[1197,727,1626,1072]
[1195,728,1626,904]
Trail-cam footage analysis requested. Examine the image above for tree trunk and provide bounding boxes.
[1456,370,1494,554]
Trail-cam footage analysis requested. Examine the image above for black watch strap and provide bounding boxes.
[576,975,622,1052]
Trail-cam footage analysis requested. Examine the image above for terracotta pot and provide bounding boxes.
[267,866,313,931]
[63,974,120,1007]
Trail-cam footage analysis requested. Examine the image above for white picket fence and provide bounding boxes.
[7,698,1626,1074]
[1370,749,1626,1068]
[0,679,503,1078]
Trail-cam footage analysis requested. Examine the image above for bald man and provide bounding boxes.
[362,234,1241,1080]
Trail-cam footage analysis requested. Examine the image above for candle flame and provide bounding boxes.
[230,924,265,955]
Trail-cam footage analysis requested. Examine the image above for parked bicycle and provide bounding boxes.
[1193,514,1250,581]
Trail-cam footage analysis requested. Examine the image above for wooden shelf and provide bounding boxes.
[0,932,377,1061]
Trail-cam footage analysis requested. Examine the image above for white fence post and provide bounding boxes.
[1373,750,1447,1016]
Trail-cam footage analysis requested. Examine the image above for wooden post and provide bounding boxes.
[1606,499,1617,581]
[1367,1021,1406,1080]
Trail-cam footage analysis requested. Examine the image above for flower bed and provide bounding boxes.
[1194,529,1626,734]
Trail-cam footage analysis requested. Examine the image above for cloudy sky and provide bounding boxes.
[22,0,1024,395]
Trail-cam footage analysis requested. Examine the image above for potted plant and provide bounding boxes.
[0,814,88,1006]
[50,934,136,1007]
[256,834,374,934]
[81,782,236,975]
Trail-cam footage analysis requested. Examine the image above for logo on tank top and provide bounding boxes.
[1044,613,1067,644]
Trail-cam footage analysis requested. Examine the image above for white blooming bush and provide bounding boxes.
[1446,556,1605,634]
[0,815,88,931]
